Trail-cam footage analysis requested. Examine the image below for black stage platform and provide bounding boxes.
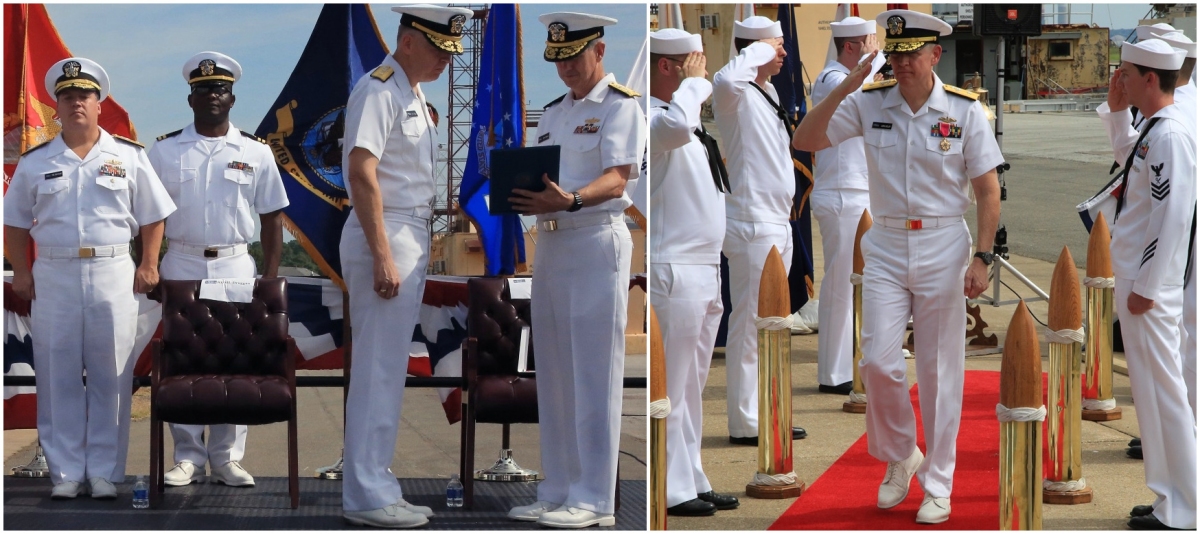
[3,477,646,530]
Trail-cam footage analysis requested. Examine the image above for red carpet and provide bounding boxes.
[770,370,1002,530]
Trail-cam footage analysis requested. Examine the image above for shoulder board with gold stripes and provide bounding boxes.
[240,131,267,144]
[608,82,640,98]
[113,134,144,148]
[21,140,51,156]
[862,79,897,92]
[943,84,979,101]
[371,65,394,82]
[544,94,566,109]
[156,129,183,142]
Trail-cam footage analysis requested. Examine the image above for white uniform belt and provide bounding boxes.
[879,216,962,231]
[170,243,248,259]
[40,244,131,259]
[382,206,433,221]
[537,212,623,233]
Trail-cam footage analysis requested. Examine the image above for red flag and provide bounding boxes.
[886,4,909,10]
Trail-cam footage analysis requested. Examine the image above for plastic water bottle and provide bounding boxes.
[132,476,149,509]
[446,474,464,508]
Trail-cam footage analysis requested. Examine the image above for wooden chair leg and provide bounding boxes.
[614,464,620,514]
[289,416,299,509]
[463,400,477,509]
[150,415,161,508]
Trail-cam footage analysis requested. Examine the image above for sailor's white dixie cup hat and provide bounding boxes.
[650,28,702,55]
[1155,30,1197,59]
[1136,22,1176,42]
[183,51,242,86]
[45,57,109,102]
[539,12,617,62]
[1122,38,1186,71]
[733,16,782,40]
[830,16,876,38]
[876,9,952,53]
[392,4,474,55]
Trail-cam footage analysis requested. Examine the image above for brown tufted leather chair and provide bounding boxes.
[149,278,298,509]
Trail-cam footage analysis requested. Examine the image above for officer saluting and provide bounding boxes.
[338,4,471,529]
[794,10,1003,524]
[148,51,289,489]
[505,11,645,529]
[4,58,176,500]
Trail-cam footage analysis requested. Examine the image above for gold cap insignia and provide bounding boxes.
[887,16,904,36]
[549,22,567,43]
[63,61,81,78]
[450,14,466,35]
[199,59,216,76]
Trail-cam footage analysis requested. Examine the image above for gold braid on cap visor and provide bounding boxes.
[544,32,601,61]
[55,79,101,93]
[411,21,465,54]
[189,74,237,84]
[884,35,937,53]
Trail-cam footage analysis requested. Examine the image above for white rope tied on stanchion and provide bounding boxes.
[996,403,1048,422]
[649,398,671,419]
[848,391,868,404]
[1082,276,1115,289]
[754,315,795,331]
[752,471,799,486]
[1045,327,1086,345]
[850,273,863,286]
[1081,398,1117,411]
[1043,477,1088,492]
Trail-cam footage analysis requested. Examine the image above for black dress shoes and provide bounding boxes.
[729,427,806,445]
[1129,437,1142,447]
[1129,513,1190,530]
[818,381,854,395]
[1127,445,1143,459]
[667,498,716,516]
[793,426,807,439]
[1131,504,1154,517]
[697,491,740,510]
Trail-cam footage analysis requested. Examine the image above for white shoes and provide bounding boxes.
[210,461,255,487]
[89,477,117,499]
[396,498,434,518]
[164,460,206,486]
[344,503,429,528]
[537,506,616,528]
[877,447,924,509]
[789,300,819,334]
[508,500,561,521]
[916,493,951,524]
[50,480,87,499]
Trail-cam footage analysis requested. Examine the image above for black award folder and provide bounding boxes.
[487,145,561,215]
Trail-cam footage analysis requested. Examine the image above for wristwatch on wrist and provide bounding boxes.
[567,191,583,212]
[974,251,995,266]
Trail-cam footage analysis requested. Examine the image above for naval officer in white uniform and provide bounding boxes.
[504,12,644,529]
[647,28,740,518]
[712,15,807,445]
[4,58,176,500]
[810,17,885,395]
[1097,39,1196,531]
[338,4,472,528]
[148,51,289,489]
[794,10,1003,524]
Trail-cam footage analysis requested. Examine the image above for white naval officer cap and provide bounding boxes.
[1136,22,1176,42]
[830,16,876,38]
[876,9,952,53]
[392,4,475,55]
[1155,31,1197,59]
[733,16,782,40]
[650,28,702,55]
[538,12,617,62]
[182,51,242,86]
[1122,38,1186,71]
[45,57,109,102]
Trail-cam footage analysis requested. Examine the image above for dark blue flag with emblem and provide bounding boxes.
[775,4,815,313]
[255,4,388,289]
[457,4,527,275]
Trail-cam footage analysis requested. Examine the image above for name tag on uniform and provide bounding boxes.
[538,133,550,143]
[871,122,892,130]
[407,110,419,118]
[44,171,63,179]
[98,162,126,178]
[227,161,255,173]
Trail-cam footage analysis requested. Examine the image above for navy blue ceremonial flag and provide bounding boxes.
[255,4,389,289]
[458,4,527,275]
[775,4,815,312]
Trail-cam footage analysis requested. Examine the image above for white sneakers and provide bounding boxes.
[344,503,429,529]
[916,493,951,524]
[537,506,616,528]
[50,480,87,499]
[164,460,205,486]
[210,461,255,487]
[877,447,924,509]
[508,500,561,521]
[395,498,434,518]
[89,477,117,499]
[789,300,820,334]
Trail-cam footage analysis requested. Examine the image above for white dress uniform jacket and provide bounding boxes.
[532,72,643,514]
[825,75,1004,499]
[4,129,175,485]
[148,122,289,470]
[712,41,796,438]
[338,55,437,512]
[649,78,725,507]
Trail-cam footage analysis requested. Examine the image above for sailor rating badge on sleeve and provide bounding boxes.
[573,118,601,134]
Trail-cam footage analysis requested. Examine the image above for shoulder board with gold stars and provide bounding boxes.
[943,84,979,101]
[21,140,50,157]
[240,131,267,144]
[156,129,183,142]
[370,65,394,82]
[544,93,566,109]
[608,82,640,98]
[862,79,897,92]
[113,135,144,148]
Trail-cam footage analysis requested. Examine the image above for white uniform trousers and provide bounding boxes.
[650,263,722,507]
[533,218,632,514]
[339,213,429,512]
[1116,279,1197,529]
[1182,261,1196,419]
[811,189,870,387]
[859,222,969,499]
[160,249,255,468]
[32,254,138,484]
[722,219,792,437]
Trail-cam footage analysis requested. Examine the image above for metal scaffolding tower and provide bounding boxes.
[437,5,489,235]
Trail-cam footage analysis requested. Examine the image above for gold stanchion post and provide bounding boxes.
[1043,247,1093,504]
[844,210,872,414]
[1081,213,1121,421]
[998,301,1044,530]
[649,306,667,530]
